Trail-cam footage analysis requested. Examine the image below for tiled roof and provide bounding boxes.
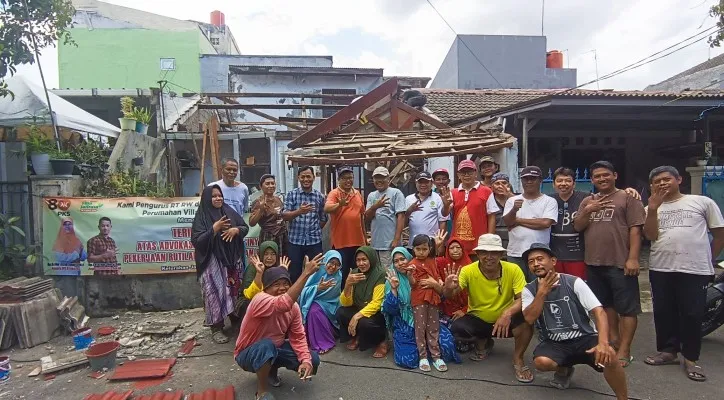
[82,390,133,400]
[134,391,184,400]
[419,88,724,124]
[109,358,176,380]
[651,53,724,86]
[187,385,236,400]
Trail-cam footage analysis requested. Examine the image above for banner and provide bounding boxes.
[41,197,260,276]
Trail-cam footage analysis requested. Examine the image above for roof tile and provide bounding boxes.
[134,391,184,400]
[82,390,133,400]
[187,385,236,400]
[108,358,176,381]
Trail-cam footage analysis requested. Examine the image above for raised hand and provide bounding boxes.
[513,199,524,210]
[444,263,461,279]
[318,277,336,291]
[647,186,667,211]
[584,195,614,214]
[443,266,461,291]
[433,229,448,249]
[406,199,423,216]
[303,253,324,277]
[249,254,265,275]
[337,194,348,207]
[346,272,366,287]
[538,270,559,296]
[385,269,400,291]
[212,215,231,233]
[624,187,642,201]
[279,255,291,270]
[299,202,315,214]
[373,194,390,210]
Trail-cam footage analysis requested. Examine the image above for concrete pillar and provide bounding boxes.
[686,166,707,195]
[233,138,240,180]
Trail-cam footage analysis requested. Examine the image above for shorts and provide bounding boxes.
[450,312,526,341]
[586,265,641,316]
[235,339,320,374]
[555,260,587,280]
[533,335,603,371]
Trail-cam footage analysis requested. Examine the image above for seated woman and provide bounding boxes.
[436,237,473,352]
[239,241,290,317]
[336,246,388,358]
[383,247,461,369]
[298,250,342,354]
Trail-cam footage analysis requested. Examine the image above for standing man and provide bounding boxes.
[478,155,499,188]
[324,166,366,287]
[87,217,119,275]
[574,161,646,368]
[503,166,558,282]
[490,173,516,249]
[282,166,328,283]
[365,167,406,267]
[432,168,453,235]
[643,166,724,382]
[406,171,450,249]
[451,160,499,257]
[210,158,249,216]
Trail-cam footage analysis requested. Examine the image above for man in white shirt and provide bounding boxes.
[643,165,724,382]
[405,171,450,249]
[209,158,249,216]
[504,166,558,282]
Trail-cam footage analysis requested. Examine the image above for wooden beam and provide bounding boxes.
[243,108,305,131]
[222,121,281,126]
[368,116,392,132]
[340,100,393,133]
[400,115,416,130]
[288,78,399,149]
[203,92,358,100]
[199,123,208,194]
[209,117,221,180]
[198,103,346,110]
[393,100,450,129]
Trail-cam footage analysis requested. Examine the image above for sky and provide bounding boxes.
[12,0,724,90]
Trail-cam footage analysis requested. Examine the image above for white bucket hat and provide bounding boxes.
[473,234,506,252]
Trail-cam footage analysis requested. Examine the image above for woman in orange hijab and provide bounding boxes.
[52,217,87,270]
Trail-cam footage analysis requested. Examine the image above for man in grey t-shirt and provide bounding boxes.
[522,243,627,398]
[209,158,249,216]
[365,167,406,267]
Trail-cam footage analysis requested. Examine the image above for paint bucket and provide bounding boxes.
[72,327,94,350]
[0,356,10,382]
[85,341,120,371]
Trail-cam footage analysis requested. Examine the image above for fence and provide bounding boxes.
[0,180,33,249]
[702,167,724,261]
[541,168,593,195]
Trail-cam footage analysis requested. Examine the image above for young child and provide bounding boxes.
[409,234,447,372]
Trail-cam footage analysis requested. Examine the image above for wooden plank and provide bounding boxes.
[393,100,451,129]
[340,100,392,133]
[41,351,89,374]
[390,102,400,129]
[368,116,392,132]
[198,104,346,110]
[199,123,208,194]
[204,92,358,100]
[288,78,399,149]
[399,115,416,130]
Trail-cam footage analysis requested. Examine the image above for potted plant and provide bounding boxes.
[49,147,76,176]
[119,96,137,131]
[132,107,153,135]
[69,139,108,177]
[696,157,709,167]
[24,124,55,175]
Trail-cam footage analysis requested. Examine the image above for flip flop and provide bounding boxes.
[619,355,634,368]
[513,364,534,383]
[211,330,229,344]
[372,342,388,358]
[419,359,431,372]
[686,364,706,382]
[469,339,494,361]
[345,338,359,351]
[432,359,448,372]
[550,366,575,390]
[644,352,678,366]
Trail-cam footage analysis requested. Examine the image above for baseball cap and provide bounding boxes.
[522,243,557,262]
[457,160,477,171]
[520,166,543,179]
[337,165,354,176]
[372,166,390,177]
[491,172,510,183]
[473,234,506,252]
[432,168,449,178]
[478,155,495,164]
[416,171,433,181]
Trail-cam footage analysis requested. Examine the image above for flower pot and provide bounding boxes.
[50,159,76,175]
[118,117,137,131]
[135,121,149,135]
[30,152,52,175]
[696,159,708,167]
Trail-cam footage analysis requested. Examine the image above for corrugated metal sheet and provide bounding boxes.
[134,391,184,400]
[108,358,176,380]
[82,390,133,400]
[187,385,236,400]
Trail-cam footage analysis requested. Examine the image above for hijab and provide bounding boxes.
[436,237,471,317]
[299,250,343,327]
[191,185,246,277]
[242,241,279,290]
[383,247,414,328]
[351,246,386,309]
[52,217,83,253]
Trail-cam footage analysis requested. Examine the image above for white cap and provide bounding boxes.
[372,166,390,177]
[473,234,506,252]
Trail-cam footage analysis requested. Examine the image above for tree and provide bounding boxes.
[0,0,75,97]
[710,1,724,47]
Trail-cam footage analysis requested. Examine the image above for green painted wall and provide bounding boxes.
[59,28,205,92]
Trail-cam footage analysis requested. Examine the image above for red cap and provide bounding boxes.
[457,160,477,171]
[432,168,449,178]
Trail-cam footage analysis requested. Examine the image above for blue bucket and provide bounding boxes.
[72,327,94,350]
[0,356,10,382]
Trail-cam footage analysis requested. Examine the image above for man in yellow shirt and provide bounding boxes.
[443,234,535,383]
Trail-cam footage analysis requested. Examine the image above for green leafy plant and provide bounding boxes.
[80,160,173,198]
[69,138,108,165]
[120,96,136,119]
[49,147,72,159]
[132,107,153,124]
[0,213,37,280]
[24,124,55,154]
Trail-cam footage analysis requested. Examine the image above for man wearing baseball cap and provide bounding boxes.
[521,243,627,398]
[450,159,499,257]
[503,165,558,282]
[432,169,453,235]
[405,171,451,248]
[443,234,534,383]
[365,166,406,267]
[478,155,499,188]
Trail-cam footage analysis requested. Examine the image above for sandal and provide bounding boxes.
[268,373,281,388]
[550,366,574,389]
[372,342,388,358]
[645,352,678,366]
[618,355,634,368]
[432,359,448,372]
[686,364,707,382]
[469,339,494,362]
[345,338,359,351]
[211,330,229,344]
[256,392,276,400]
[419,359,431,372]
[513,364,534,383]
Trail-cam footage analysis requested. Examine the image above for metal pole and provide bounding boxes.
[522,117,529,167]
[541,0,545,36]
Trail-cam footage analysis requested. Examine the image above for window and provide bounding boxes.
[160,58,176,71]
[210,37,220,46]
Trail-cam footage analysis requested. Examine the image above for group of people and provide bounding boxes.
[190,157,723,400]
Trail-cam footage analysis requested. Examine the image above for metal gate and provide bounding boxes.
[541,168,594,195]
[702,167,724,261]
[0,180,33,249]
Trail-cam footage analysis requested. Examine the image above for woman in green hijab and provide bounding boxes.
[237,241,290,319]
[336,246,389,358]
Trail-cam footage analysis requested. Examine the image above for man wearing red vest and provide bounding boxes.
[451,160,499,257]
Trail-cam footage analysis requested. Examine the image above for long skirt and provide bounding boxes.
[200,255,234,326]
[306,302,337,352]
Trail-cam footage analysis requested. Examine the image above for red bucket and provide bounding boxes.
[85,341,120,371]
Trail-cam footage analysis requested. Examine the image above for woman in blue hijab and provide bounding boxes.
[382,247,461,369]
[299,250,343,354]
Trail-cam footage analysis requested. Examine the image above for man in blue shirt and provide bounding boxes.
[282,166,328,282]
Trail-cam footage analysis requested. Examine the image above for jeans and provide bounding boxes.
[287,242,323,283]
[235,339,320,374]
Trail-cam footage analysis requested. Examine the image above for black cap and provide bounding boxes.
[337,165,354,176]
[520,166,543,179]
[416,171,433,181]
[262,266,291,288]
[522,243,556,262]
